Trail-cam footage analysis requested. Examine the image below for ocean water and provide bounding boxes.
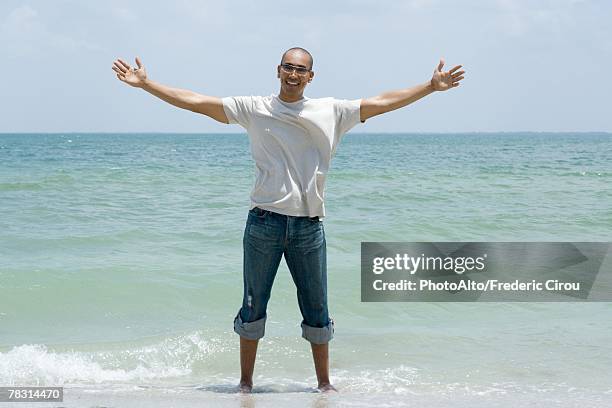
[1,132,611,407]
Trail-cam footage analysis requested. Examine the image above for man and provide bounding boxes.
[112,47,465,393]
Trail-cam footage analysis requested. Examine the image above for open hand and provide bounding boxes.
[112,57,147,88]
[431,58,464,91]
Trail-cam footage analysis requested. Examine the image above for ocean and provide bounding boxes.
[1,132,611,407]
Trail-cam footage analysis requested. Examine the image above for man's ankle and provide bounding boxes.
[240,377,253,386]
[317,382,338,393]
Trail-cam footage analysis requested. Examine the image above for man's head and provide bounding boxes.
[277,47,314,101]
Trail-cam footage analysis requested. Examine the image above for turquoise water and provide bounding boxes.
[1,133,611,407]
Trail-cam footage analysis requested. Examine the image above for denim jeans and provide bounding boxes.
[233,207,334,344]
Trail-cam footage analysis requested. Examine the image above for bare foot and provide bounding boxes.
[238,381,253,394]
[317,383,338,393]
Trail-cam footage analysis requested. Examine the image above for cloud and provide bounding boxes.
[111,7,138,22]
[1,4,104,59]
[493,0,580,37]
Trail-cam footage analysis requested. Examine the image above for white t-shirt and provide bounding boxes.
[222,94,363,218]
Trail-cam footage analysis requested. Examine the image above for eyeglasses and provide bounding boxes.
[280,63,310,75]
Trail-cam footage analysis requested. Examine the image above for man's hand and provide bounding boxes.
[112,57,147,88]
[430,58,464,91]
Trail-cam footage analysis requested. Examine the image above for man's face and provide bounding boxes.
[277,50,314,97]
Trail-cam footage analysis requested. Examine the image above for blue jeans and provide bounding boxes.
[233,207,334,344]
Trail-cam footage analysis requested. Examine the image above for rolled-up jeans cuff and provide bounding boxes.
[234,312,266,340]
[301,318,334,344]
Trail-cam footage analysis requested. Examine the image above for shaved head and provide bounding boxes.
[280,47,313,70]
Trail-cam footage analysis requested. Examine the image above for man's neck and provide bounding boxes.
[278,91,304,103]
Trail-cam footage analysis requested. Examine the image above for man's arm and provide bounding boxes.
[360,58,465,122]
[112,57,229,124]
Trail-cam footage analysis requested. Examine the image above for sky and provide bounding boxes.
[1,0,610,133]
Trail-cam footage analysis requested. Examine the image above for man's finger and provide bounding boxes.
[114,61,128,73]
[453,76,465,82]
[135,56,143,69]
[117,58,131,71]
[437,58,445,72]
[116,73,125,82]
[451,70,465,78]
[113,62,128,74]
[449,65,462,74]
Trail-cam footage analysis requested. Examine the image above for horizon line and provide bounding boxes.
[1,131,611,135]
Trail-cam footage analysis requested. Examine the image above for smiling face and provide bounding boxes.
[277,49,314,102]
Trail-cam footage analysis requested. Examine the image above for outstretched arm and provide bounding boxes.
[112,57,229,124]
[360,58,465,122]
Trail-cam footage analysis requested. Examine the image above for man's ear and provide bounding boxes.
[277,66,281,78]
[308,71,315,83]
